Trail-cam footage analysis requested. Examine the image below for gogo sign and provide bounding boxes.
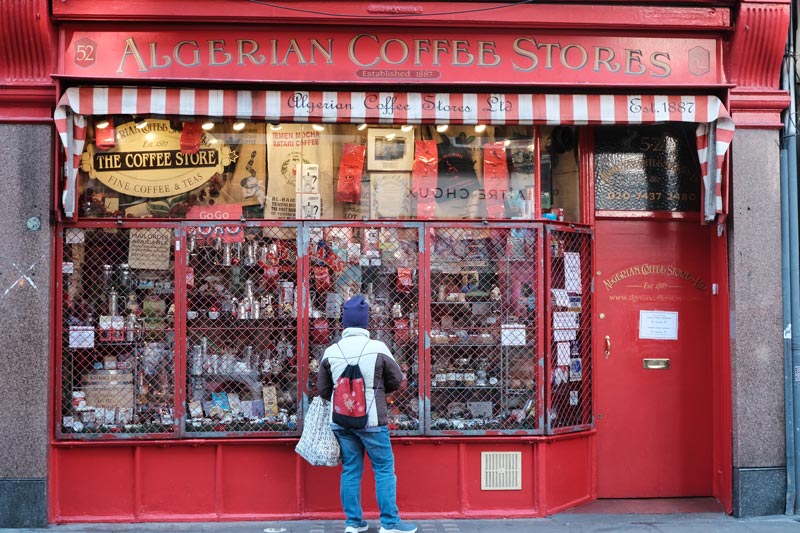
[80,119,232,198]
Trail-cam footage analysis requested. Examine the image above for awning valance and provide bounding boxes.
[54,86,735,221]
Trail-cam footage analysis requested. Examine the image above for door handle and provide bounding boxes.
[604,335,611,359]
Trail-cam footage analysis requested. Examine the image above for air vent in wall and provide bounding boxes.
[481,451,522,490]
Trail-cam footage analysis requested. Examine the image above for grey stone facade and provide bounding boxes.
[0,124,52,527]
[729,129,787,517]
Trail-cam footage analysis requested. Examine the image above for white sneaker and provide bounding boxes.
[345,521,369,533]
[379,522,417,533]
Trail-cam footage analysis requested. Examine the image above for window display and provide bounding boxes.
[75,118,582,224]
[58,113,591,440]
[428,226,540,433]
[58,221,593,438]
[61,227,177,434]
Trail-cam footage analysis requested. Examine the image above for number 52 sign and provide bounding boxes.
[73,37,97,68]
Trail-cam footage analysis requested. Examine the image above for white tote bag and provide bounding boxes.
[295,396,341,467]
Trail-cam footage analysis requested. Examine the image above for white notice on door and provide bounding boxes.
[639,310,678,340]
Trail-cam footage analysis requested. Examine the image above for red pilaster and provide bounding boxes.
[728,0,791,129]
[0,0,56,122]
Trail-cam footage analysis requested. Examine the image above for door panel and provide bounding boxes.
[595,219,713,497]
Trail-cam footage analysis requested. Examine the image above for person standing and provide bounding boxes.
[317,294,417,533]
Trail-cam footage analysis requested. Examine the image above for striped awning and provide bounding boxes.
[54,86,735,221]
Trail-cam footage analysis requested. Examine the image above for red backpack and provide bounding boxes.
[332,341,371,429]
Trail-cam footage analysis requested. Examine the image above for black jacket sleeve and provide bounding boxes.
[317,358,334,400]
[380,354,404,394]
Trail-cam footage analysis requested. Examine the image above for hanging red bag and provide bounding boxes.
[313,265,333,293]
[412,140,438,219]
[396,267,414,293]
[337,144,366,203]
[483,142,509,219]
[180,121,203,154]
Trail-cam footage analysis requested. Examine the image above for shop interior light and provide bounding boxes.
[385,133,396,141]
[474,124,487,133]
[503,138,512,147]
[357,123,368,131]
[269,123,282,131]
[232,121,246,131]
[95,119,110,129]
[311,124,326,132]
[135,119,148,129]
[201,121,215,131]
[401,124,414,132]
[436,124,449,133]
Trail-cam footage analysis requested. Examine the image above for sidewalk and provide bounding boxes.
[5,514,800,533]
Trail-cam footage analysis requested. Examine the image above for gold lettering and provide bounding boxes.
[414,39,431,65]
[512,38,538,72]
[117,38,148,73]
[148,42,171,69]
[625,49,647,75]
[432,39,449,67]
[237,39,266,65]
[209,40,232,66]
[537,41,560,69]
[348,34,380,67]
[282,38,307,65]
[309,38,334,64]
[650,51,671,77]
[381,38,409,65]
[453,40,474,66]
[174,40,201,67]
[593,46,620,73]
[561,44,588,70]
[478,41,501,67]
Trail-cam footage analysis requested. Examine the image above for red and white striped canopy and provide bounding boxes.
[54,86,734,221]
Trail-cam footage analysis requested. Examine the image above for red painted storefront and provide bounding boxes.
[1,0,788,524]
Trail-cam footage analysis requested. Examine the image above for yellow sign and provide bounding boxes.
[80,119,231,198]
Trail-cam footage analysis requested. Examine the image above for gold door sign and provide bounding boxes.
[80,119,232,198]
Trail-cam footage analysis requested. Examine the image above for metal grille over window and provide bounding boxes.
[428,225,542,434]
[58,221,593,440]
[185,224,300,435]
[546,227,593,433]
[305,224,422,434]
[60,226,177,436]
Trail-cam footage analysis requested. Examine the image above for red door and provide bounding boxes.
[595,219,713,497]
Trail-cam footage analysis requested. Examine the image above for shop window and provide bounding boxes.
[57,220,593,439]
[58,114,592,440]
[77,117,583,223]
[594,123,701,213]
[542,126,581,222]
[428,225,540,433]
[60,227,177,435]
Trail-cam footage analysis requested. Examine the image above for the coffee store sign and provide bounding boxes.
[80,119,232,198]
[63,28,719,86]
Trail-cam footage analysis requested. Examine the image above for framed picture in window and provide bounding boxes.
[370,172,412,219]
[367,128,415,171]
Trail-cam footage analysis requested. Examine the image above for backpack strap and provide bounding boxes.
[335,339,370,366]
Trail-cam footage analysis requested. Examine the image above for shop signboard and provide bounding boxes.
[80,118,232,198]
[61,28,720,86]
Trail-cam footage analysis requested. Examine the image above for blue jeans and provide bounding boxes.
[333,426,400,528]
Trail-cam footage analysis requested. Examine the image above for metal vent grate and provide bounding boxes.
[481,451,522,490]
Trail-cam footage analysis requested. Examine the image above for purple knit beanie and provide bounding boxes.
[342,294,369,329]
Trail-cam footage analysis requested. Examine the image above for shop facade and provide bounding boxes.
[0,0,792,527]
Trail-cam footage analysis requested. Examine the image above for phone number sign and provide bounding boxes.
[594,124,701,212]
